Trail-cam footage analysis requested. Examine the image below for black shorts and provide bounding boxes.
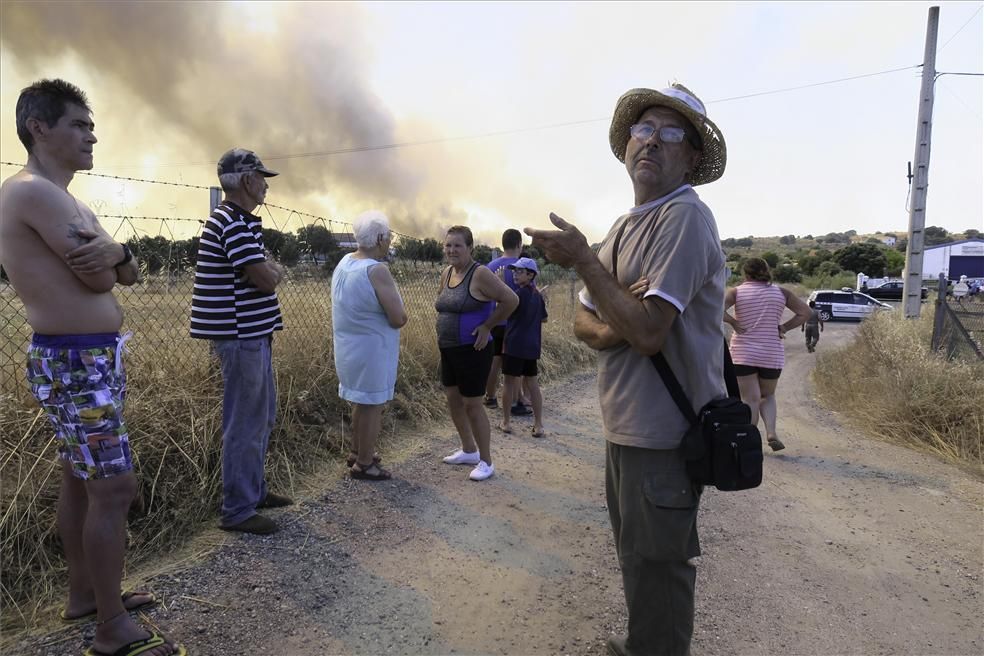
[440,343,494,397]
[733,364,782,380]
[491,325,506,356]
[502,354,538,378]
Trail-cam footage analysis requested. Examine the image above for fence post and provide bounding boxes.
[931,272,946,352]
[209,187,221,214]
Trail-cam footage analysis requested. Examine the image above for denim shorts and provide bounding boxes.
[26,333,132,480]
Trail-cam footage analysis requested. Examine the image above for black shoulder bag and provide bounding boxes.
[610,220,763,491]
[651,350,763,491]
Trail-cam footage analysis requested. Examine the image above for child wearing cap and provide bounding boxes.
[499,257,548,437]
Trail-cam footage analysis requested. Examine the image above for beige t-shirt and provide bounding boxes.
[580,186,727,449]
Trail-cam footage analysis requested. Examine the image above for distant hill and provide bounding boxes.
[721,228,979,256]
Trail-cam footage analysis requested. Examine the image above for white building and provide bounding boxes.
[881,236,897,247]
[921,239,984,281]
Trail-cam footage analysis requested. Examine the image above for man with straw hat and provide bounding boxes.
[527,83,728,655]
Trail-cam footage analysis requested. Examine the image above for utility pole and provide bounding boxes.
[903,6,940,319]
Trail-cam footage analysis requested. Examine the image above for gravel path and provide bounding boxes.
[11,321,983,656]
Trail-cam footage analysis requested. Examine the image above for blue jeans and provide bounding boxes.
[212,337,276,526]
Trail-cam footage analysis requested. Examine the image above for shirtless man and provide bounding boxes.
[0,79,184,656]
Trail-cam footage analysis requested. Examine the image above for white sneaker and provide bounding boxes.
[443,449,481,465]
[469,460,495,481]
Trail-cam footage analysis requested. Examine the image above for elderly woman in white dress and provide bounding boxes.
[331,211,408,480]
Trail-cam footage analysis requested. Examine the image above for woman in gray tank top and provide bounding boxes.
[434,226,518,482]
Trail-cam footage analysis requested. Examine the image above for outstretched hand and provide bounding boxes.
[524,212,592,269]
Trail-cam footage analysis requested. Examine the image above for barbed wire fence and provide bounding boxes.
[0,163,580,401]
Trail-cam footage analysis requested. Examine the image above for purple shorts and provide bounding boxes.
[26,333,133,480]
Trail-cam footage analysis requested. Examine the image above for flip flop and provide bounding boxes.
[83,630,187,656]
[498,424,513,434]
[60,590,158,624]
[531,427,545,438]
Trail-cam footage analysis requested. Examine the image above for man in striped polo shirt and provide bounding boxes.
[191,148,292,535]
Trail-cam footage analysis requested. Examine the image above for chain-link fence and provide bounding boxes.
[0,163,592,624]
[0,208,581,401]
[932,297,984,362]
[0,209,585,623]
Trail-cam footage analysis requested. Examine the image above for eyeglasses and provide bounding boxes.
[629,124,687,144]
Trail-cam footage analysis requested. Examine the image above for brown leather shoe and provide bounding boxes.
[257,492,294,509]
[220,514,279,534]
[606,636,629,656]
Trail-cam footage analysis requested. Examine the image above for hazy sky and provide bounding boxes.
[1,1,981,246]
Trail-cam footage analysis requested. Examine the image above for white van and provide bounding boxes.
[808,289,892,321]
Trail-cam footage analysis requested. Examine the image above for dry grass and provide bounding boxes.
[813,311,984,470]
[0,272,593,633]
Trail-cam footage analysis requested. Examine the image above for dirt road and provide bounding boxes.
[16,322,983,656]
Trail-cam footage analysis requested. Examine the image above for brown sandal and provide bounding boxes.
[346,453,381,468]
[350,462,392,481]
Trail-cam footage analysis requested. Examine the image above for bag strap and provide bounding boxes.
[609,215,740,423]
[723,340,740,399]
[650,353,699,425]
[651,340,741,426]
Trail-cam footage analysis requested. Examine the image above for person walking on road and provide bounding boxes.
[802,299,824,353]
[724,257,811,451]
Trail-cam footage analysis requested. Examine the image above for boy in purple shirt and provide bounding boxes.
[499,258,548,436]
[484,229,521,408]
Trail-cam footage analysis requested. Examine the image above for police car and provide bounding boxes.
[808,289,893,322]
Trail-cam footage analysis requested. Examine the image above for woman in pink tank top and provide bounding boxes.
[723,258,811,451]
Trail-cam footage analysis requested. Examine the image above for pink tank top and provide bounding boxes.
[729,281,786,369]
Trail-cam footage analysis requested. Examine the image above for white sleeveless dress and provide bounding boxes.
[331,254,400,404]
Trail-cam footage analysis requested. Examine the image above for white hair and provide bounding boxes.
[218,171,249,192]
[353,210,391,249]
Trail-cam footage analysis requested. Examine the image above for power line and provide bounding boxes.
[22,62,924,171]
[939,4,983,52]
[706,65,921,103]
[243,65,925,162]
[937,80,983,122]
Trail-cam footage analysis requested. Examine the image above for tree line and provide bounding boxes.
[722,226,982,284]
[0,224,534,278]
[2,223,977,281]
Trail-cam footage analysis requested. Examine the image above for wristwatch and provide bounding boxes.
[115,243,133,267]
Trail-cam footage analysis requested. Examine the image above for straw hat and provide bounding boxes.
[609,83,726,186]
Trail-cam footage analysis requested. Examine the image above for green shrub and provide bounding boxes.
[773,264,803,283]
